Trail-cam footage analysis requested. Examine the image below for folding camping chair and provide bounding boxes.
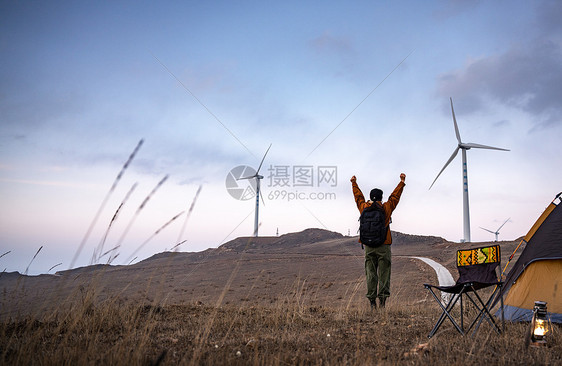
[424,245,505,338]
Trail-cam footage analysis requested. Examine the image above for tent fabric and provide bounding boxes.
[504,199,562,291]
[502,306,562,323]
[503,260,562,320]
[522,200,557,243]
[495,194,562,323]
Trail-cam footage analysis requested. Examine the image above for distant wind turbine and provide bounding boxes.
[480,217,510,242]
[239,144,271,237]
[429,98,509,243]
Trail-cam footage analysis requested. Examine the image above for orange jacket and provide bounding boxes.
[352,180,405,245]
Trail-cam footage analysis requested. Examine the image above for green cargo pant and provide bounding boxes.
[364,244,391,302]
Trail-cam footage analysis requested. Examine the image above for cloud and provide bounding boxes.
[0,178,97,188]
[306,31,362,81]
[436,0,562,129]
[308,32,354,55]
[493,119,510,128]
[432,0,481,20]
[436,39,562,128]
[535,0,562,34]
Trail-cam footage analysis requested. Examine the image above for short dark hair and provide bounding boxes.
[370,188,383,201]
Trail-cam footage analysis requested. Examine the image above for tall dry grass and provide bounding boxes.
[1,275,561,366]
[6,235,559,365]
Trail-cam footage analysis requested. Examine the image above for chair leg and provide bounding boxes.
[467,287,502,336]
[500,284,505,332]
[460,292,464,331]
[425,285,465,338]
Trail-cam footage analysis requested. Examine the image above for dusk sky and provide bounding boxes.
[1,1,561,275]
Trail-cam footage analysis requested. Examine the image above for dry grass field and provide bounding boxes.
[1,229,561,365]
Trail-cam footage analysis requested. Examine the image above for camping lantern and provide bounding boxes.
[530,301,550,347]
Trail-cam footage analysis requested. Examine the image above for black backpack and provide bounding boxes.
[359,203,388,247]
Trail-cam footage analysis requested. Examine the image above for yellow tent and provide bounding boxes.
[498,193,562,322]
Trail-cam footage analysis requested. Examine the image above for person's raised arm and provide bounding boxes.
[386,173,406,212]
[351,175,366,212]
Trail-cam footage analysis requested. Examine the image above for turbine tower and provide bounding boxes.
[239,144,271,237]
[480,217,510,242]
[429,98,509,243]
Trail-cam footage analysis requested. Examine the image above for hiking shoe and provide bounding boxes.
[379,298,386,308]
[370,299,377,310]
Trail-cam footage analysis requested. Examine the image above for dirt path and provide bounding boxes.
[408,256,455,303]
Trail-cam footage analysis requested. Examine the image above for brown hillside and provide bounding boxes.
[0,228,521,320]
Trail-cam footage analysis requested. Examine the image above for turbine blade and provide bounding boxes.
[256,143,272,174]
[237,175,256,180]
[450,98,462,144]
[497,217,510,231]
[429,147,460,190]
[462,142,510,151]
[479,227,496,234]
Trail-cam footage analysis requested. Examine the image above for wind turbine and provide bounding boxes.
[480,218,510,242]
[429,98,509,243]
[239,144,271,237]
